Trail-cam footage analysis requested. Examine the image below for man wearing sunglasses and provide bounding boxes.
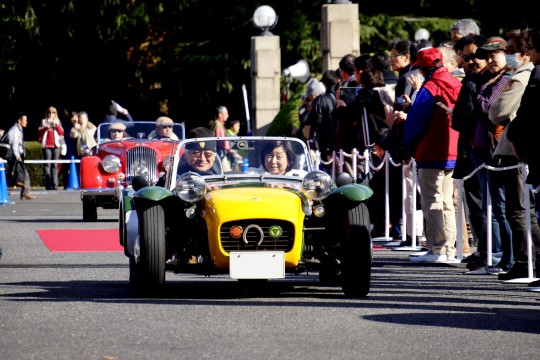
[105,122,127,141]
[149,116,179,140]
[179,127,220,175]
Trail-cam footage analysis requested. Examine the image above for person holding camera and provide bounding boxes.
[38,106,65,190]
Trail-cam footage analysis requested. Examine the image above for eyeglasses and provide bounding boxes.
[159,125,173,129]
[461,53,476,62]
[189,150,215,159]
[389,54,404,59]
[110,129,123,133]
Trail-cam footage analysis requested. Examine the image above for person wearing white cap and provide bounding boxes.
[106,122,127,141]
[148,116,179,140]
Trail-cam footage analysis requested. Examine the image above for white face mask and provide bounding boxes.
[505,53,523,70]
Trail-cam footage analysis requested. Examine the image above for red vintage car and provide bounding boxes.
[79,121,185,221]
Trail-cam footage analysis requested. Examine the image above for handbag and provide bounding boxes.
[58,135,67,156]
[11,161,27,187]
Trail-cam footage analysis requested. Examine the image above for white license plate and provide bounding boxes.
[229,251,285,279]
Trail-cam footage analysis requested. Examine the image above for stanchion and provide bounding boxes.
[0,161,14,205]
[66,156,80,190]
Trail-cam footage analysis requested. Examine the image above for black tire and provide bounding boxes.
[129,257,142,286]
[137,204,166,287]
[340,202,372,298]
[82,197,97,222]
[118,198,125,247]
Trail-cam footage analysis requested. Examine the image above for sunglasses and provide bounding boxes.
[110,129,123,133]
[159,125,173,129]
[189,150,215,159]
[461,53,476,62]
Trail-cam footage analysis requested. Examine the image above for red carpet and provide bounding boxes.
[36,229,122,252]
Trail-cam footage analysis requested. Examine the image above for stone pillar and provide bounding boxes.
[250,35,281,135]
[321,3,360,73]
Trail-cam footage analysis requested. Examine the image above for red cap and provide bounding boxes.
[413,47,443,68]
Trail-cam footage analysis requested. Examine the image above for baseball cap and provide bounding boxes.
[413,47,443,67]
[475,37,507,59]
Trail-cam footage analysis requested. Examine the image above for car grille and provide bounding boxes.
[126,147,159,184]
[220,220,295,252]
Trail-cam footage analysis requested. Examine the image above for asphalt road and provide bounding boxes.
[1,190,539,360]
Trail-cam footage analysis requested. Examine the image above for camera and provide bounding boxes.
[396,97,406,105]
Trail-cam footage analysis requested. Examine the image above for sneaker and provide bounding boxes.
[465,267,489,275]
[410,253,447,263]
[409,249,429,256]
[498,266,529,280]
[444,256,461,264]
[462,251,482,264]
[485,266,509,275]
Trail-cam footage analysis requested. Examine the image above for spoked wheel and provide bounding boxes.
[82,197,98,222]
[340,202,372,298]
[134,204,166,288]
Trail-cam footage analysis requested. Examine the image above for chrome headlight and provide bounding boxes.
[102,155,121,173]
[302,170,332,201]
[175,172,206,203]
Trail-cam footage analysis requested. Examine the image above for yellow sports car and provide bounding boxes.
[120,136,374,297]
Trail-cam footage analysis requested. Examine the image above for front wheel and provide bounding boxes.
[136,204,166,288]
[340,202,372,298]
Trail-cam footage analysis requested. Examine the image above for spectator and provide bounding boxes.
[37,106,64,190]
[70,111,97,158]
[148,116,179,140]
[294,78,326,155]
[451,34,496,272]
[437,45,471,257]
[338,54,357,88]
[468,37,514,274]
[225,118,240,137]
[372,50,398,85]
[304,71,338,171]
[488,28,539,278]
[6,112,35,200]
[450,19,480,43]
[210,106,241,170]
[404,47,462,263]
[103,101,133,123]
[506,28,540,281]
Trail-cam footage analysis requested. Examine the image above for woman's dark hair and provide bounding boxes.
[260,140,296,173]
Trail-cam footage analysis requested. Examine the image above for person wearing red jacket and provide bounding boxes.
[404,47,463,263]
[37,106,64,190]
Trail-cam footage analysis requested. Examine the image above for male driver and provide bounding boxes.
[181,127,219,175]
[149,116,179,140]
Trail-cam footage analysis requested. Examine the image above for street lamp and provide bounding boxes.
[252,5,278,36]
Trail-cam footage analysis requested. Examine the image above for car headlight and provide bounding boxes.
[302,170,332,201]
[101,155,121,174]
[175,172,206,203]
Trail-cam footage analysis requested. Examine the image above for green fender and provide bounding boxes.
[134,186,175,202]
[331,183,373,202]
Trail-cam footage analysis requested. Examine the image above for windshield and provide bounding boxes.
[97,121,185,143]
[169,137,313,183]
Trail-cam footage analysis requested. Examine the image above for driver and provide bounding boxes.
[104,122,127,141]
[179,127,220,175]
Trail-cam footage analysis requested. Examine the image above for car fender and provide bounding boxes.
[329,183,373,202]
[134,185,174,202]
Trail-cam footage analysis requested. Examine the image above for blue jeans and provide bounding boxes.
[470,150,509,266]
